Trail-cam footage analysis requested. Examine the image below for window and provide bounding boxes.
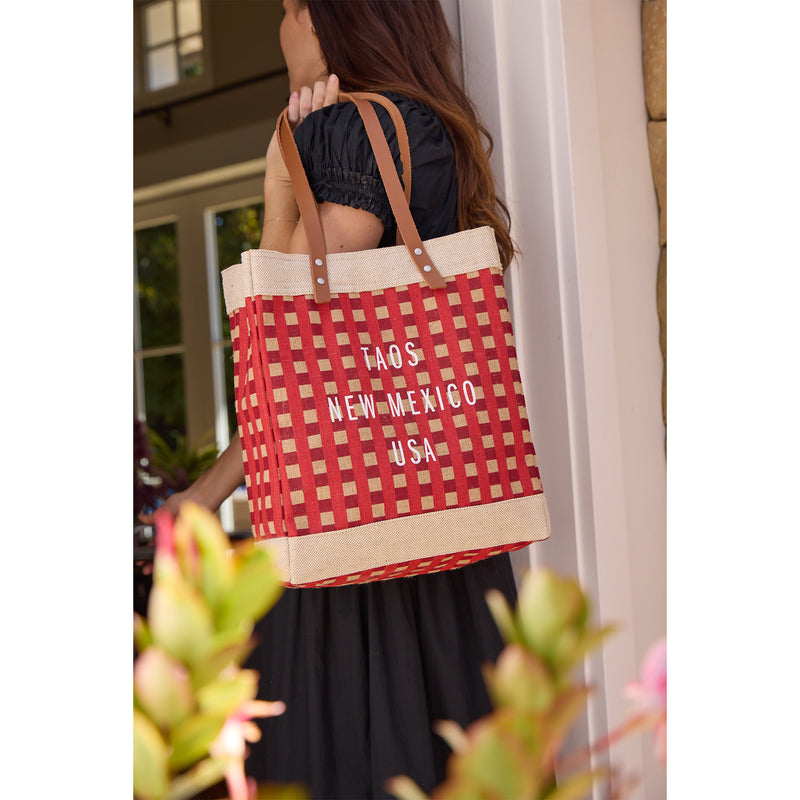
[134,220,187,449]
[139,0,205,93]
[134,167,264,531]
[207,201,265,446]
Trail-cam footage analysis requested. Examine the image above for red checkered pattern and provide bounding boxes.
[299,541,532,588]
[229,269,543,585]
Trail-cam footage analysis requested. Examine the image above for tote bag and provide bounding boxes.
[222,93,550,587]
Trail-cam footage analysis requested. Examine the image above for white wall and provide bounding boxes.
[456,1,666,797]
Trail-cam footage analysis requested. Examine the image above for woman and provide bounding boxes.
[147,1,521,796]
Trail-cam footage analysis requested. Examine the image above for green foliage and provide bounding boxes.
[215,203,265,438]
[135,223,187,450]
[387,569,618,800]
[133,503,303,800]
[135,223,182,351]
[147,427,219,494]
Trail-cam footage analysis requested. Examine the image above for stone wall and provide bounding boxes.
[643,0,666,426]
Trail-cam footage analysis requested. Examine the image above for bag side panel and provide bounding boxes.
[230,301,286,539]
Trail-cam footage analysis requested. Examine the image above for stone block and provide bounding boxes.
[647,120,666,246]
[643,0,666,120]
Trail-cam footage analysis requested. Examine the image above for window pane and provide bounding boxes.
[178,33,202,56]
[214,204,263,334]
[135,223,182,350]
[179,35,204,80]
[142,354,186,448]
[147,44,178,91]
[213,203,264,436]
[177,0,202,36]
[144,0,175,47]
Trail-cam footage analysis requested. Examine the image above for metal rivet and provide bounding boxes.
[423,265,432,273]
[315,258,323,266]
[414,247,423,256]
[317,277,325,285]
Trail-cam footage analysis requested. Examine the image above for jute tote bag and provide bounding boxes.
[222,93,550,587]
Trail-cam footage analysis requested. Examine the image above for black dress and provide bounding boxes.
[244,93,519,800]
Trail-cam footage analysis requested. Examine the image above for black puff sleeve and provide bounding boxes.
[292,92,458,245]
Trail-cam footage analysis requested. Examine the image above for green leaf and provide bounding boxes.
[485,588,521,645]
[134,613,153,653]
[253,784,311,800]
[384,775,430,800]
[555,625,617,675]
[168,712,227,772]
[483,644,556,714]
[518,570,587,667]
[191,627,256,690]
[148,579,215,665]
[432,719,468,754]
[134,647,195,730]
[172,510,201,591]
[197,669,259,717]
[543,769,605,800]
[179,502,235,612]
[134,708,169,800]
[147,427,219,487]
[215,546,284,631]
[451,715,532,799]
[166,756,228,800]
[427,776,480,800]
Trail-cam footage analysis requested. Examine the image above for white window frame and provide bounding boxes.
[202,194,264,460]
[133,0,214,113]
[134,159,264,532]
[133,213,184,431]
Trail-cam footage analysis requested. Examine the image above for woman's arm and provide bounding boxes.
[138,432,245,523]
[260,75,342,252]
[260,75,384,254]
[287,201,385,254]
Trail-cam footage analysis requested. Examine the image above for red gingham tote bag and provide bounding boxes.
[221,93,550,587]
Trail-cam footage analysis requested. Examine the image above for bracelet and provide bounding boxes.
[263,217,298,225]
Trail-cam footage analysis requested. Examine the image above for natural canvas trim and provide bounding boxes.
[222,227,502,314]
[255,492,550,586]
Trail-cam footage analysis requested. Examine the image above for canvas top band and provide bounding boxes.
[221,226,502,314]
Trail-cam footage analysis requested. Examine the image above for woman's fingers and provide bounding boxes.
[287,86,313,127]
[287,90,300,125]
[323,74,339,107]
[298,85,314,118]
[288,75,340,129]
[311,79,327,111]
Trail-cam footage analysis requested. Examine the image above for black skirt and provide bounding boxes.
[243,552,517,800]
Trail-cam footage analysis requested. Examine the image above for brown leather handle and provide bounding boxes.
[277,111,331,302]
[276,92,444,303]
[339,92,411,248]
[340,92,412,209]
[347,96,446,289]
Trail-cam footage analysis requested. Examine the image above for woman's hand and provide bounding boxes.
[138,433,246,525]
[287,73,339,130]
[261,74,340,249]
[264,74,340,186]
[137,487,199,526]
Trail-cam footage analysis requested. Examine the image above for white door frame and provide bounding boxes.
[454,1,666,797]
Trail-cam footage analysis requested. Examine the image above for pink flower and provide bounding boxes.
[626,636,666,764]
[154,508,176,557]
[210,700,286,800]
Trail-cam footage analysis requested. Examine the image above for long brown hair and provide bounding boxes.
[300,0,516,270]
